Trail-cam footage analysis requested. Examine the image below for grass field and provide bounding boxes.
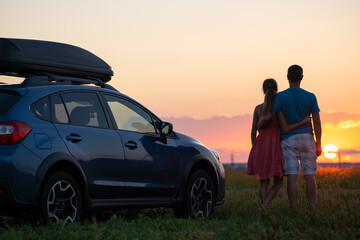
[1,167,359,240]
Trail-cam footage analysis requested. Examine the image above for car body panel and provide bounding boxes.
[120,130,180,198]
[54,123,126,199]
[0,143,42,204]
[175,133,225,204]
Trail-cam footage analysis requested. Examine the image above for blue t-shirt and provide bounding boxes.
[273,88,320,140]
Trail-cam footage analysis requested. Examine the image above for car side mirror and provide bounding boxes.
[160,122,173,135]
[159,122,173,144]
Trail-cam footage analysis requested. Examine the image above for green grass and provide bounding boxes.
[1,167,360,240]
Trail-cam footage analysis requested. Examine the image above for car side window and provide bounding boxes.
[52,95,69,124]
[60,92,108,128]
[104,95,156,134]
[31,96,51,122]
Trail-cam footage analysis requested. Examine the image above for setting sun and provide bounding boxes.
[324,144,338,159]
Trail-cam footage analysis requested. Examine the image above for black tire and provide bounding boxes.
[184,170,216,219]
[40,171,82,223]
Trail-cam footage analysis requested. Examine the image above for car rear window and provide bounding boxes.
[0,90,22,116]
[31,96,51,122]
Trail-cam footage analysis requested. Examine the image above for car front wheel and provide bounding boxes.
[185,170,216,218]
[40,171,82,223]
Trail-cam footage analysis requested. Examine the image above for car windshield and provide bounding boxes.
[0,90,22,117]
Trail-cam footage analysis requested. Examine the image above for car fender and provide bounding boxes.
[35,152,88,205]
[179,154,219,199]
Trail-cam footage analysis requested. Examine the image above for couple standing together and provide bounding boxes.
[247,65,322,210]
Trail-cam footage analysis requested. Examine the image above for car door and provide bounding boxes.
[103,94,180,198]
[51,92,126,199]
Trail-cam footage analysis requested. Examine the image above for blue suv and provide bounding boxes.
[0,38,225,222]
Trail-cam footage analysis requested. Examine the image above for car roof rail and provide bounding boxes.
[21,73,118,91]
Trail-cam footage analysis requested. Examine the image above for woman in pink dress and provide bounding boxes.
[247,78,310,210]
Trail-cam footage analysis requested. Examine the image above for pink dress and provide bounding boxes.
[247,117,283,180]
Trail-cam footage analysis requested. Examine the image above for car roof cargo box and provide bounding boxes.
[0,38,113,82]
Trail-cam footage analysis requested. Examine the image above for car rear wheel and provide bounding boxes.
[40,171,82,223]
[185,170,215,218]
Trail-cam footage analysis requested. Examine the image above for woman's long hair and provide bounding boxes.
[262,78,278,115]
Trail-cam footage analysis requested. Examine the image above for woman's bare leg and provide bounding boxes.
[259,179,270,204]
[261,176,283,210]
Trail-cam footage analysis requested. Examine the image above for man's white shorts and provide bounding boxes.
[281,133,317,175]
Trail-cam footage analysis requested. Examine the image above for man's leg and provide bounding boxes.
[281,135,300,207]
[287,174,298,207]
[299,134,318,207]
[304,174,317,207]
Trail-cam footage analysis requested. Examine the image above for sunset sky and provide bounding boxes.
[1,0,360,163]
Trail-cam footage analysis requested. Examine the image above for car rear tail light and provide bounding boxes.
[0,121,32,145]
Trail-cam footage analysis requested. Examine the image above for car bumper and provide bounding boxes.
[216,163,225,205]
[0,179,34,218]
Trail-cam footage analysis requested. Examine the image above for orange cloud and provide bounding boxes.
[337,120,360,129]
[324,120,360,130]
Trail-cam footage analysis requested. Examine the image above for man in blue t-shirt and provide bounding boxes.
[273,65,322,208]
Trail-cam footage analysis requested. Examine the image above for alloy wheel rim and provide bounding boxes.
[190,177,212,218]
[47,180,77,222]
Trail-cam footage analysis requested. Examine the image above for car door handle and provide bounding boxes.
[124,141,137,149]
[66,134,82,142]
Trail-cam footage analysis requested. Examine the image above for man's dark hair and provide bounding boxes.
[287,65,303,82]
